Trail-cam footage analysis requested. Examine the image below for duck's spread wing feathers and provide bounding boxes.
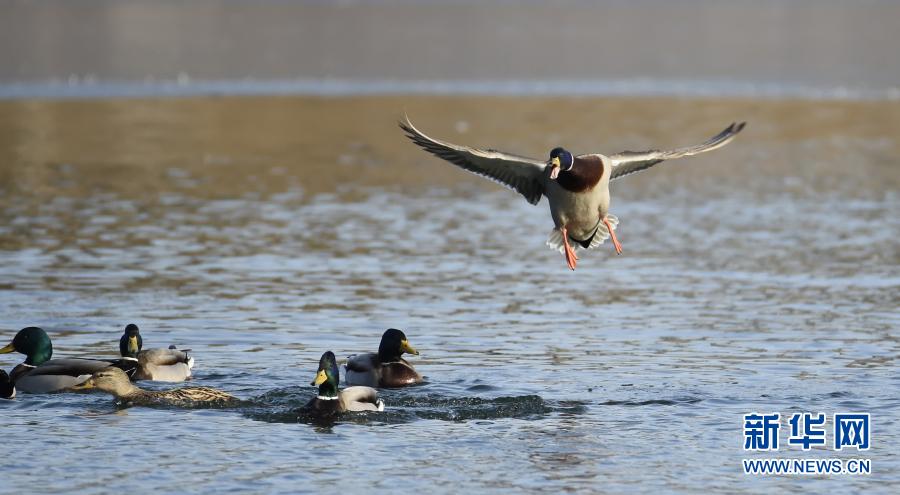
[608,122,745,181]
[400,116,547,205]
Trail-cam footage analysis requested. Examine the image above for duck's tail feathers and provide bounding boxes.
[545,214,619,253]
[545,229,568,254]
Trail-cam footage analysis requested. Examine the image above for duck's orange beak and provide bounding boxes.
[311,369,328,386]
[549,157,561,180]
[400,339,419,356]
[127,336,140,355]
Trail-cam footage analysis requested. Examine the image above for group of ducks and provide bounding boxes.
[2,118,746,415]
[1,325,422,416]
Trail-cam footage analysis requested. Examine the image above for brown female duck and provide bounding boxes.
[72,367,237,406]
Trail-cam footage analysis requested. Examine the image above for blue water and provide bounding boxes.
[0,95,898,493]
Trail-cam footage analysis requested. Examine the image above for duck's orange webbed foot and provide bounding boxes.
[603,217,622,255]
[560,227,578,270]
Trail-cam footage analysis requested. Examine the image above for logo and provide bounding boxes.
[743,412,780,451]
[788,412,826,450]
[742,412,871,475]
[834,413,870,451]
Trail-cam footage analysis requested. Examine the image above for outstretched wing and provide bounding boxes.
[400,116,548,205]
[608,122,745,181]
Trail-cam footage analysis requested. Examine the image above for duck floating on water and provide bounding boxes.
[118,324,194,382]
[400,116,745,270]
[0,327,131,393]
[71,367,237,406]
[0,370,14,399]
[345,328,423,388]
[304,351,384,416]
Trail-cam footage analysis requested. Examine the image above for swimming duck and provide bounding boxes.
[345,328,423,388]
[305,351,384,416]
[71,367,237,406]
[118,324,193,382]
[0,370,14,399]
[0,327,129,393]
[400,116,745,270]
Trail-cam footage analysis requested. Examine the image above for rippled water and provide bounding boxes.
[1,96,898,493]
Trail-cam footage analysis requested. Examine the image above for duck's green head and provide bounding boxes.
[548,147,574,180]
[119,324,143,358]
[0,327,53,366]
[378,328,419,362]
[310,351,340,397]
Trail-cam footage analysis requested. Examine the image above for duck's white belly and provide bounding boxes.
[546,184,610,241]
[144,362,192,382]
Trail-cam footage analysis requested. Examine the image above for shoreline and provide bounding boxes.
[1,95,897,202]
[2,78,899,102]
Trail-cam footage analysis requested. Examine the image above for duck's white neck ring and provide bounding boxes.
[121,357,139,362]
[316,395,339,400]
[20,364,36,369]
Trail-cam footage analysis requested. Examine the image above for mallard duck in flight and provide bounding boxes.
[71,367,237,406]
[305,351,384,416]
[118,324,194,382]
[400,117,745,270]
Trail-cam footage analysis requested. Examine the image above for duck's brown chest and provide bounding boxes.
[556,155,604,193]
[379,361,423,387]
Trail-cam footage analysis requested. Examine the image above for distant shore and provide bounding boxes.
[2,95,897,202]
[2,0,898,91]
[2,78,898,101]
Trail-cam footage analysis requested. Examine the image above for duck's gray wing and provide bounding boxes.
[136,348,193,382]
[138,348,192,367]
[344,353,379,387]
[13,358,113,393]
[345,353,376,373]
[400,116,547,205]
[340,386,384,412]
[608,122,745,181]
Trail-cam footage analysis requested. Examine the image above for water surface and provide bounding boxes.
[1,96,898,493]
